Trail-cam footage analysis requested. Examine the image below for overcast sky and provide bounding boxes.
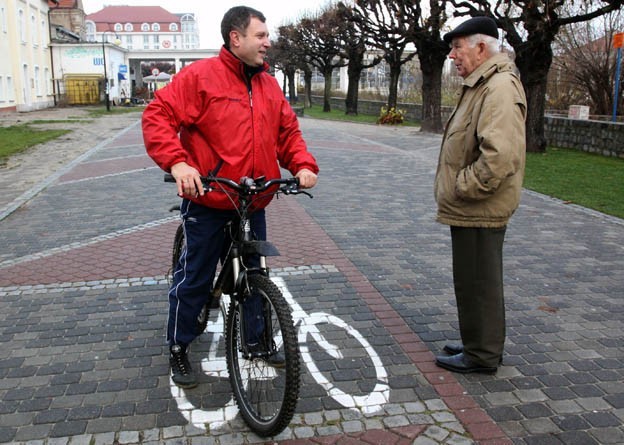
[81,0,327,49]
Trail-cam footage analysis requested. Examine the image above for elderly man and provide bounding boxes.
[433,16,527,374]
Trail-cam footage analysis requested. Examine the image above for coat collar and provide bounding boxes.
[218,46,270,80]
[462,53,513,88]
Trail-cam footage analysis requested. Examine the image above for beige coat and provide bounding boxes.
[434,53,527,228]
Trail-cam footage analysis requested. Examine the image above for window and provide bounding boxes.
[7,76,14,101]
[141,23,150,32]
[153,34,159,49]
[152,23,160,32]
[41,17,47,47]
[31,14,37,46]
[114,23,122,32]
[34,66,41,96]
[143,34,149,49]
[125,35,133,50]
[124,23,133,32]
[169,23,178,32]
[85,21,96,42]
[1,6,6,34]
[180,14,195,33]
[19,9,25,42]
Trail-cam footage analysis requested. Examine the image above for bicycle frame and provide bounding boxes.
[165,173,304,358]
[211,220,280,360]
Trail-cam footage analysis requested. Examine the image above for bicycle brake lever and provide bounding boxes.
[285,189,312,198]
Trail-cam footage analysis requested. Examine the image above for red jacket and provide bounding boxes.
[142,47,319,210]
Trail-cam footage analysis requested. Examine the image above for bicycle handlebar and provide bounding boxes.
[164,173,311,198]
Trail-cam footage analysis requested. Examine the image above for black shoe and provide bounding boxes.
[442,343,503,365]
[169,344,198,388]
[435,352,498,374]
[443,343,463,355]
[247,343,286,368]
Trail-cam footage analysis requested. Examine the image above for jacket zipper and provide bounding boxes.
[248,77,255,178]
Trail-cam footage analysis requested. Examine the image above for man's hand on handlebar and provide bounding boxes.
[295,168,318,189]
[170,162,204,197]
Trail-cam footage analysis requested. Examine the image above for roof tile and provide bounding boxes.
[86,6,181,24]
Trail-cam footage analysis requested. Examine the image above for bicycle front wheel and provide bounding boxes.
[225,274,300,437]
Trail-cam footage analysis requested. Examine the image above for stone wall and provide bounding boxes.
[311,96,624,158]
[544,116,624,158]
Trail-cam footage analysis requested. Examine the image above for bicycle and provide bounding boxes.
[165,172,311,437]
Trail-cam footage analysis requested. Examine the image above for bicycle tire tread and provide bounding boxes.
[225,274,300,437]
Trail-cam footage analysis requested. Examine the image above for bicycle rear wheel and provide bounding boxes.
[225,274,300,437]
[170,224,184,280]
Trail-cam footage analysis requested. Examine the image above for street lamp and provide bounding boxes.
[101,31,119,111]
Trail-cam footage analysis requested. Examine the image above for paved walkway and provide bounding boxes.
[0,109,622,445]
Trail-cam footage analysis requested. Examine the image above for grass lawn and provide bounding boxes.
[524,147,624,219]
[303,104,420,126]
[0,124,70,166]
[0,106,143,166]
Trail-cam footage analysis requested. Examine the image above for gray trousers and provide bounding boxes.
[450,226,506,367]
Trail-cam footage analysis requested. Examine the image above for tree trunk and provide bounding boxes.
[418,44,445,133]
[304,70,312,108]
[345,64,361,115]
[523,80,547,152]
[287,69,297,105]
[387,64,401,110]
[514,39,553,153]
[323,69,333,112]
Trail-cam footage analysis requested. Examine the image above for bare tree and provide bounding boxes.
[274,23,316,108]
[270,25,306,105]
[410,0,449,133]
[348,0,420,111]
[337,4,382,115]
[450,0,624,152]
[296,8,348,112]
[551,8,624,115]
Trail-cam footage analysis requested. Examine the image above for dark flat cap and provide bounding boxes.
[443,16,498,44]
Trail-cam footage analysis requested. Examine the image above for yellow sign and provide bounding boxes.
[614,32,624,49]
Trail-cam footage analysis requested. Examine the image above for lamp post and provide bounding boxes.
[101,31,118,111]
[612,32,624,122]
[102,38,109,111]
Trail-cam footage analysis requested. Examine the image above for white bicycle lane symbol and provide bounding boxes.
[170,276,391,429]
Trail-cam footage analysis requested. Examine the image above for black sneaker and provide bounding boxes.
[169,344,198,388]
[247,342,286,368]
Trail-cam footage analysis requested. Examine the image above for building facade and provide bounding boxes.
[1,0,56,112]
[85,6,198,52]
[48,0,84,41]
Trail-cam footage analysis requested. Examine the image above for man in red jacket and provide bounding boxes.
[143,6,318,388]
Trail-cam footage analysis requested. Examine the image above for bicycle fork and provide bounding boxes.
[213,250,275,360]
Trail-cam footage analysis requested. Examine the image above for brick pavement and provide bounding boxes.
[0,111,622,445]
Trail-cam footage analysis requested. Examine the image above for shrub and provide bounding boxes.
[377,106,405,125]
